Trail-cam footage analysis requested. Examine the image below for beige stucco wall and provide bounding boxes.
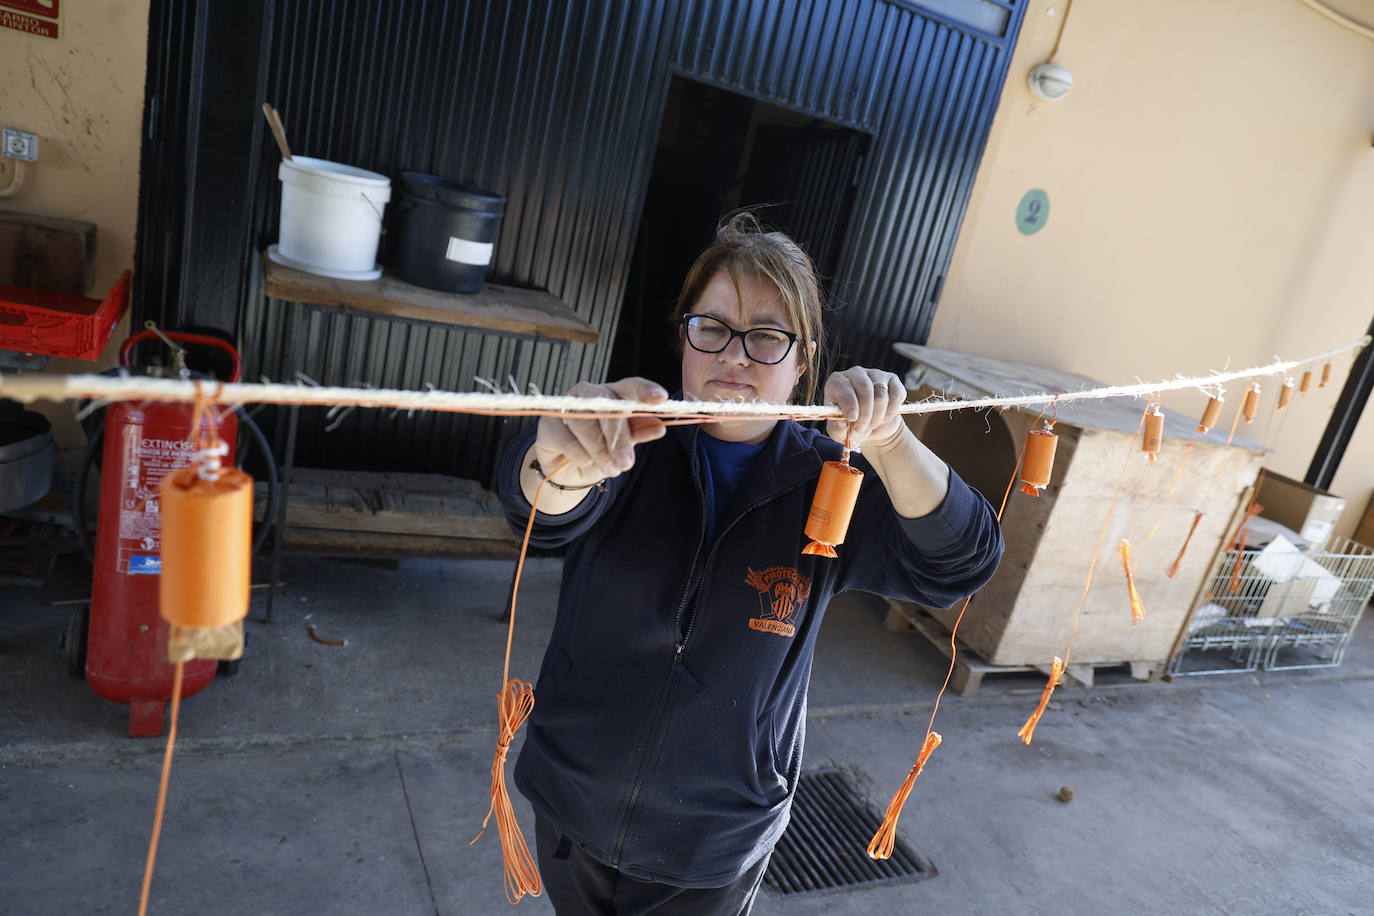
[1,1,149,446]
[930,0,1374,539]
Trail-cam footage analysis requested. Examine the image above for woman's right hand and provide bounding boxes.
[531,377,669,488]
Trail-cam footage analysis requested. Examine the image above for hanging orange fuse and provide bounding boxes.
[1197,393,1224,433]
[1141,407,1164,461]
[802,454,864,558]
[1118,539,1146,624]
[1019,425,1058,496]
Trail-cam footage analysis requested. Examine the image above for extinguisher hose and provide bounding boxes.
[73,407,278,563]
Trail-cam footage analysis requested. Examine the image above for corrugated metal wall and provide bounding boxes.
[235,0,1023,477]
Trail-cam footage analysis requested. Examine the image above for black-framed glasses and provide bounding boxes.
[679,313,799,365]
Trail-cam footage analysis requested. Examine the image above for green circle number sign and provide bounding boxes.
[1016,189,1049,236]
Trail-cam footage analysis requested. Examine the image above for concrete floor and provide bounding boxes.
[2,553,1373,915]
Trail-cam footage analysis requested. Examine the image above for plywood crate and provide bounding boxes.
[894,344,1267,667]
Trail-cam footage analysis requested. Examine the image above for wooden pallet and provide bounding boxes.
[883,598,1164,695]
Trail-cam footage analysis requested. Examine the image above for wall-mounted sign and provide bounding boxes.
[0,0,61,40]
[1016,188,1049,236]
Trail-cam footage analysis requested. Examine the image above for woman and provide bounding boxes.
[498,214,1003,914]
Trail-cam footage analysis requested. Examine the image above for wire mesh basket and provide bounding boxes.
[1170,536,1374,675]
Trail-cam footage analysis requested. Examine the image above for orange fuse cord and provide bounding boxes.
[867,402,1053,859]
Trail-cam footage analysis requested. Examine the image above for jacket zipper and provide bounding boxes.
[609,481,780,866]
[611,448,709,867]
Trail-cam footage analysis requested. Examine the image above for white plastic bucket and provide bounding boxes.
[275,156,391,279]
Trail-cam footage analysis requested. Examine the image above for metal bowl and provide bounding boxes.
[0,398,54,513]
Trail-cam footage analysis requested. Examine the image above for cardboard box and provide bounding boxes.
[1256,470,1345,546]
[1355,495,1374,550]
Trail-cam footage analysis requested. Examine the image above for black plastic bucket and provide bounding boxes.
[392,173,505,294]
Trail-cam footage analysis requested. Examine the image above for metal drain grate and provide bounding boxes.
[764,769,936,897]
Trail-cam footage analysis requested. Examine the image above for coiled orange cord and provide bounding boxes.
[866,731,941,860]
[469,458,560,904]
[1118,540,1146,625]
[1016,657,1064,745]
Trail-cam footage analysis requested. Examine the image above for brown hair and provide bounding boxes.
[671,212,825,404]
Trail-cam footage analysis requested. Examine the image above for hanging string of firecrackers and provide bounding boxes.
[3,338,1359,900]
[1115,401,1167,625]
[2,337,1366,422]
[1168,390,1246,578]
[867,402,1054,861]
[1018,397,1155,745]
[138,384,254,916]
[1139,390,1219,581]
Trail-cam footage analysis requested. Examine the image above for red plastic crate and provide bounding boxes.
[0,269,131,361]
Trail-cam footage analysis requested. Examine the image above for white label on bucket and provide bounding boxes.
[445,237,494,266]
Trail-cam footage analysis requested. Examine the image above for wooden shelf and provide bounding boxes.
[261,251,598,345]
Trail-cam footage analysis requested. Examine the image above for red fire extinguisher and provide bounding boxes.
[85,330,243,737]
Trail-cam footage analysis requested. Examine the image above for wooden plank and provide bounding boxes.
[262,251,598,344]
[254,468,517,545]
[281,527,520,558]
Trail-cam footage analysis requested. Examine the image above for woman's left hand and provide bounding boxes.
[824,366,908,449]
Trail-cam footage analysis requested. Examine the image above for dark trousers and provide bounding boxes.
[535,813,770,916]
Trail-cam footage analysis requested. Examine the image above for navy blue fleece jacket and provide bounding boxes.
[497,418,1003,888]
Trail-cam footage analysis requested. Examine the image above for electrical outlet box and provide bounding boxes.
[3,129,39,162]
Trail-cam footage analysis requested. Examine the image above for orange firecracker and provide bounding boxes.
[1020,426,1058,496]
[802,459,864,558]
[1300,370,1313,394]
[1142,408,1164,462]
[1320,362,1332,387]
[1198,394,1224,433]
[1241,383,1260,423]
[158,464,253,630]
[1277,378,1295,410]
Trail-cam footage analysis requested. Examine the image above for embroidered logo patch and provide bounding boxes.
[744,566,812,637]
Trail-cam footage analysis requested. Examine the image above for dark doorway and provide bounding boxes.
[609,76,870,392]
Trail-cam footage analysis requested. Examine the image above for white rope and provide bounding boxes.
[1,336,1367,421]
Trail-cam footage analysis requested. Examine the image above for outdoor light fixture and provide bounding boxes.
[1027,62,1073,101]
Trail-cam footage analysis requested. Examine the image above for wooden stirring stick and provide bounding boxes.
[261,103,292,161]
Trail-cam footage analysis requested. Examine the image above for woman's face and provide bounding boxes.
[681,270,808,444]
